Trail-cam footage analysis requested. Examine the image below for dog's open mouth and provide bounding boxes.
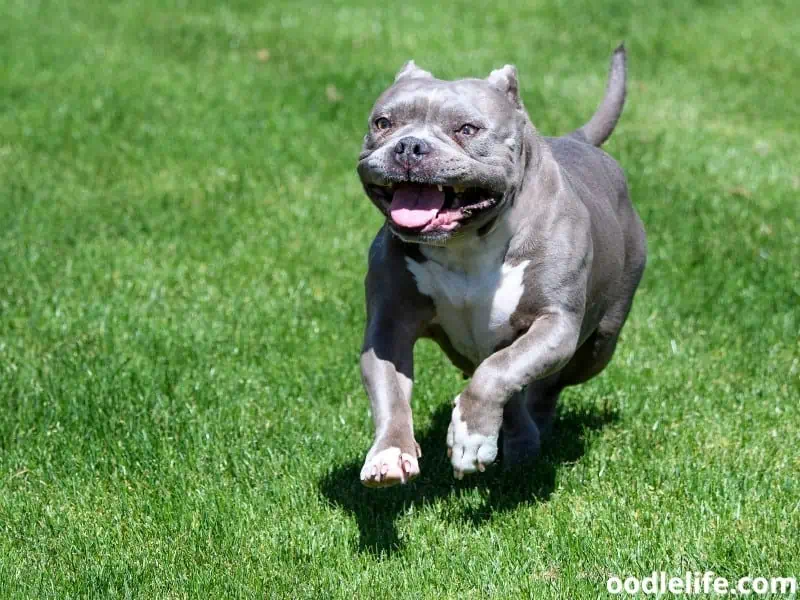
[368,183,500,232]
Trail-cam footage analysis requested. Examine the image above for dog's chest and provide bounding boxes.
[406,250,529,365]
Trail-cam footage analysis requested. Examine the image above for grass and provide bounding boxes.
[1,0,798,597]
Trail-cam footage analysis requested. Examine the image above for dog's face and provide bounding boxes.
[357,61,529,245]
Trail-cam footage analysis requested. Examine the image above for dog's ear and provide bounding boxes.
[488,65,522,109]
[395,60,434,83]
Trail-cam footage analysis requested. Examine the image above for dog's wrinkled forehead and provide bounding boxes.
[370,61,522,127]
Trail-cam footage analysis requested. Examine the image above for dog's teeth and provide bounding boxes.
[437,184,443,192]
[453,185,465,193]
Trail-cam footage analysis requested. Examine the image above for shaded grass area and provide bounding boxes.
[320,402,619,555]
[1,0,798,597]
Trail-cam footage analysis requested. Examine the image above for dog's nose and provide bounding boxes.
[393,136,430,165]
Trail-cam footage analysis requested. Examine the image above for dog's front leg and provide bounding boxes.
[447,308,581,478]
[359,315,424,487]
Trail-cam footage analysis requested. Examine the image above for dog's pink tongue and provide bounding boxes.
[390,184,445,229]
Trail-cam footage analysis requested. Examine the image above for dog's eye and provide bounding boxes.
[374,117,392,131]
[458,124,479,136]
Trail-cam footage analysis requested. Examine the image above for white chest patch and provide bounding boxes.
[406,251,529,365]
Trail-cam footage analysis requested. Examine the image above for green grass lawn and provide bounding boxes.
[1,0,798,597]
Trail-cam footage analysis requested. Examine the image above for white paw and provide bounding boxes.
[360,446,420,488]
[447,395,498,479]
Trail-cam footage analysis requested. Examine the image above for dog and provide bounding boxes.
[356,46,646,486]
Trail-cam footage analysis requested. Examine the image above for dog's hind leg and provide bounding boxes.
[526,376,564,439]
[501,390,541,465]
[501,375,564,465]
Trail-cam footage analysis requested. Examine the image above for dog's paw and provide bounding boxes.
[360,446,420,488]
[447,395,499,479]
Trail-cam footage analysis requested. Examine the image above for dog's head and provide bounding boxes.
[357,61,531,245]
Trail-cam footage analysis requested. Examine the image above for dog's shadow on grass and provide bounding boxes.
[318,401,616,556]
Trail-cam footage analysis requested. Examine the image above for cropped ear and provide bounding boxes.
[487,64,522,109]
[395,60,434,83]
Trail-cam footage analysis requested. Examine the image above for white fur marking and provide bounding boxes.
[406,253,530,364]
[447,396,498,476]
[361,446,419,486]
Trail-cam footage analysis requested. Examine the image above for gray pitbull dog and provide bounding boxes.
[356,46,646,486]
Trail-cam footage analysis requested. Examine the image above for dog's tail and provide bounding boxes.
[567,44,627,147]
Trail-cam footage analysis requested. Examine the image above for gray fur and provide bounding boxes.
[394,60,434,83]
[567,44,627,146]
[357,46,646,485]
